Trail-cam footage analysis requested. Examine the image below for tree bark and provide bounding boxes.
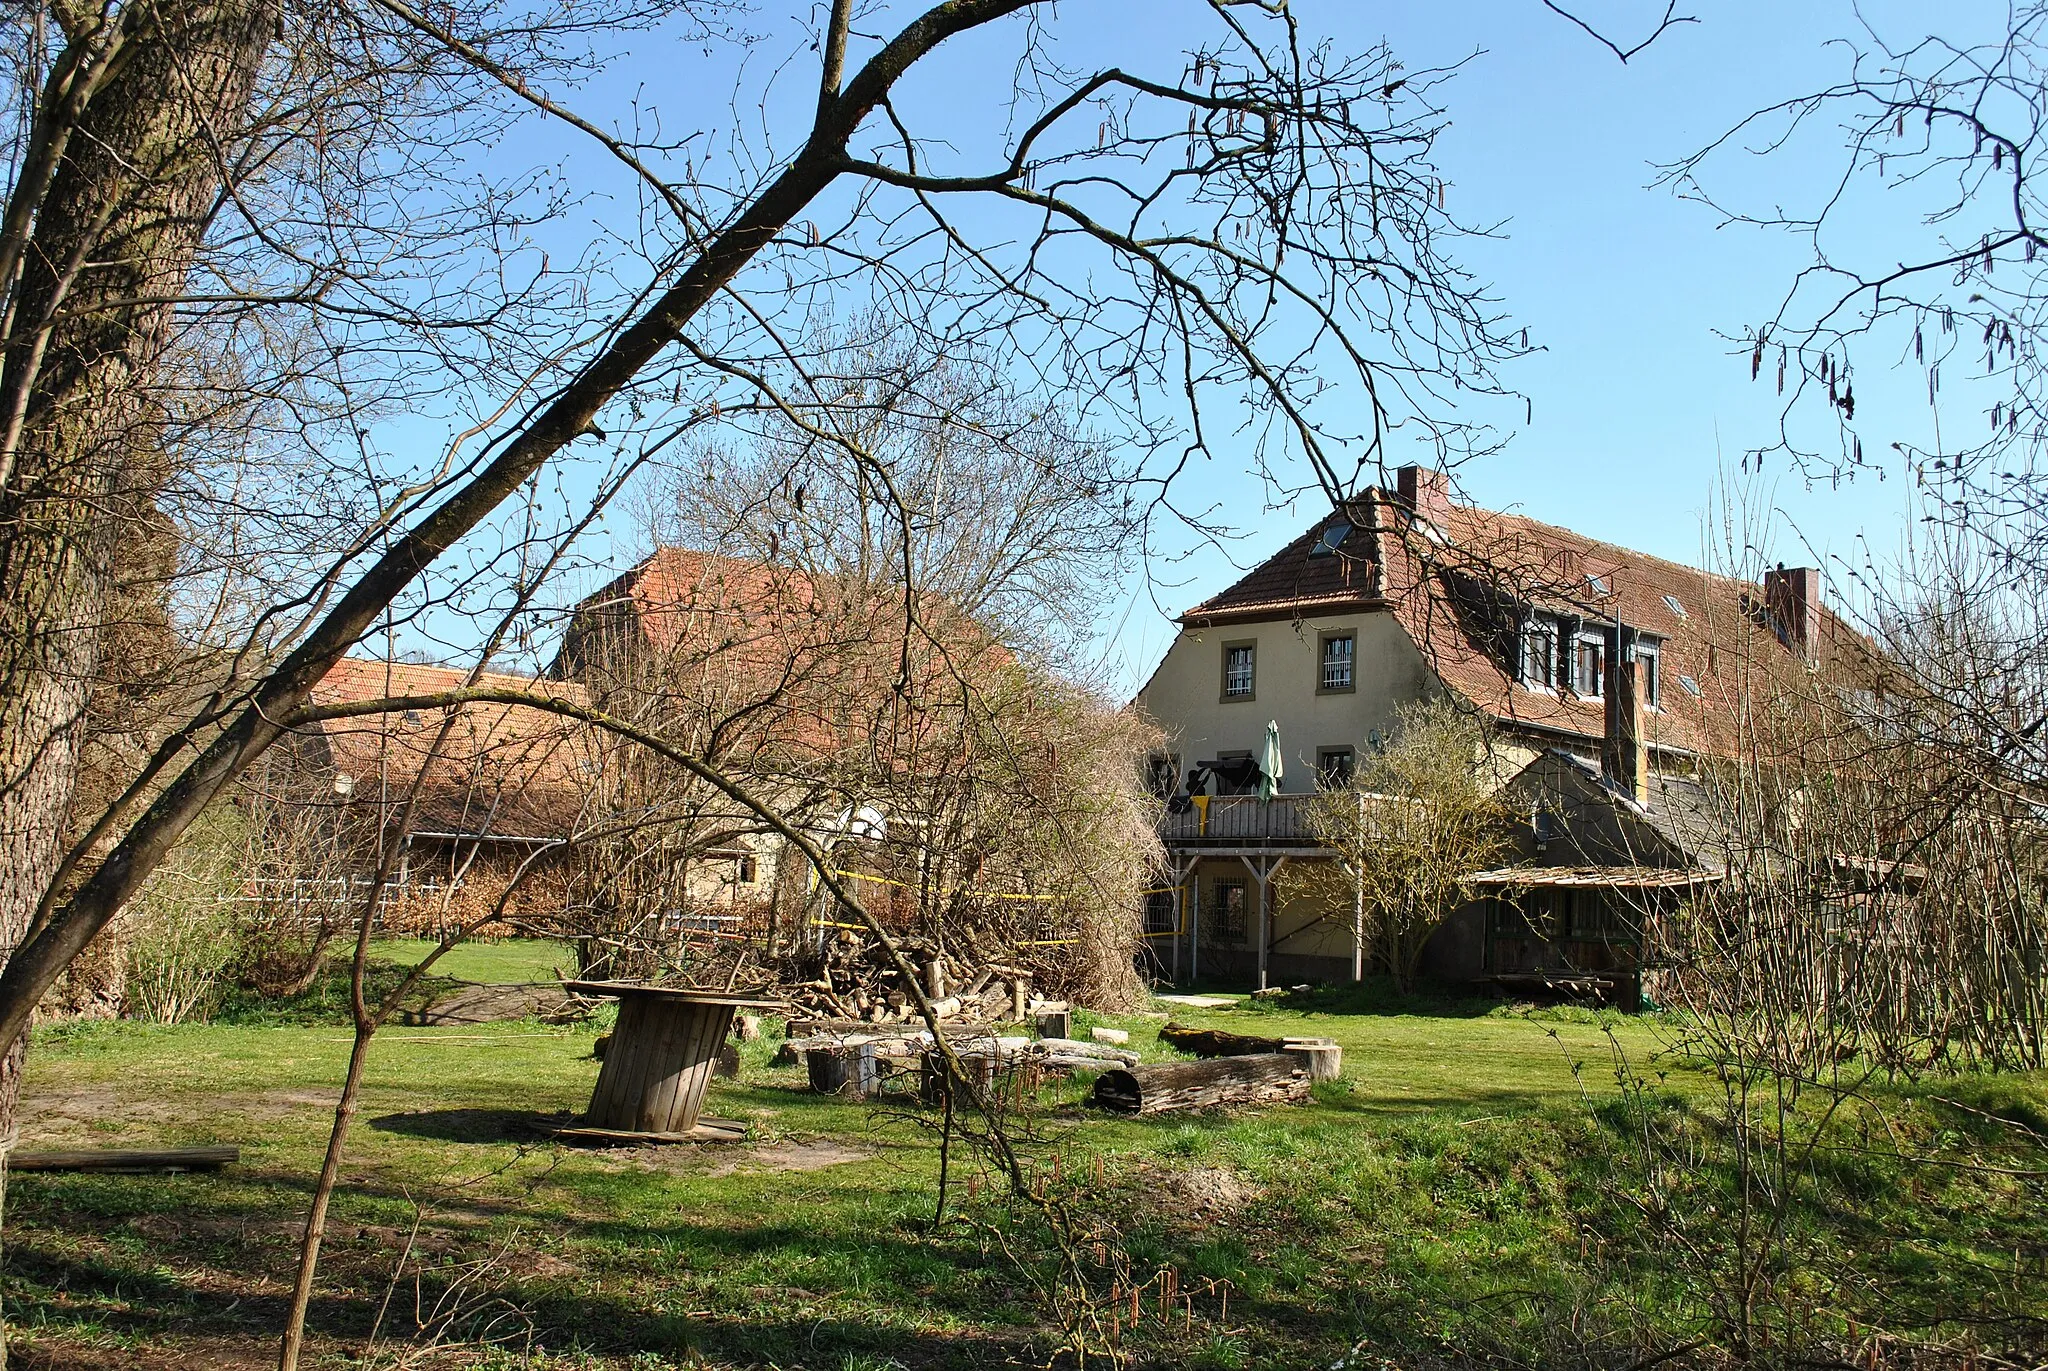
[0,0,279,1131]
[1091,1053,1308,1114]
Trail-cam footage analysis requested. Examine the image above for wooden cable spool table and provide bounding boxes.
[552,983,781,1145]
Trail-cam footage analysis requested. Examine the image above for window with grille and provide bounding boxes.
[1319,632,1355,692]
[1221,642,1256,699]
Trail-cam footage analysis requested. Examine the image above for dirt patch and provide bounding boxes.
[1134,1161,1262,1224]
[700,1138,871,1177]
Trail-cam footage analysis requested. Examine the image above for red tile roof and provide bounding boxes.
[301,659,595,840]
[556,549,1012,770]
[1178,482,1870,760]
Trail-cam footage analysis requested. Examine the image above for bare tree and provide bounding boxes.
[0,0,1564,1096]
[1288,696,1511,994]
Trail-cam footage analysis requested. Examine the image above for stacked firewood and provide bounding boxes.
[781,932,1041,1025]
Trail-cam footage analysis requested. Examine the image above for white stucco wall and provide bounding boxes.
[1132,610,1439,793]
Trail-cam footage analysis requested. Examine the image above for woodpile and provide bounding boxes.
[784,933,1047,1026]
[1091,1054,1311,1115]
[779,1023,1136,1097]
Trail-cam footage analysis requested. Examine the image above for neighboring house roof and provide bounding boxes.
[297,658,595,842]
[553,547,1014,770]
[1175,475,1872,761]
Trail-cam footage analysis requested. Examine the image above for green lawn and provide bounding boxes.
[367,936,578,985]
[8,951,2045,1370]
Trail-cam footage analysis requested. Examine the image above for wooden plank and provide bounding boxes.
[637,998,688,1131]
[660,1001,708,1131]
[586,995,649,1130]
[10,1146,238,1173]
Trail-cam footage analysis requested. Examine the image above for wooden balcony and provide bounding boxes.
[1157,794,1320,848]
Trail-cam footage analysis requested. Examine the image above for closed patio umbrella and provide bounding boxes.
[1258,719,1283,802]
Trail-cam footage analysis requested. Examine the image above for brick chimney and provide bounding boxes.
[1603,625,1649,807]
[1762,564,1822,654]
[1395,464,1452,528]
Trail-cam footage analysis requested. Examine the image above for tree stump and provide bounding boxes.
[809,1041,880,1097]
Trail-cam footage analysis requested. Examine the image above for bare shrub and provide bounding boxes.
[121,809,247,1023]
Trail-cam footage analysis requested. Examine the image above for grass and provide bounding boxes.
[8,948,2045,1370]
[367,936,578,985]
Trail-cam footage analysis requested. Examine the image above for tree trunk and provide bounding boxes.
[0,0,278,1131]
[1091,1053,1309,1114]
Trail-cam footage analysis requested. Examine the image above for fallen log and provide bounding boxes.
[1158,1023,1285,1057]
[1036,1037,1139,1067]
[1091,1054,1308,1115]
[10,1146,239,1173]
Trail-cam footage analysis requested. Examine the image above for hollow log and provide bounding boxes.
[1092,1053,1308,1115]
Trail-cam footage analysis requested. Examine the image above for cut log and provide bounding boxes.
[1158,1023,1285,1057]
[10,1146,239,1173]
[1036,1037,1139,1066]
[1281,1039,1343,1081]
[1091,1054,1308,1115]
[808,1042,880,1097]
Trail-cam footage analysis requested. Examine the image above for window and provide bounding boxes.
[737,855,758,884]
[1319,631,1356,692]
[1221,641,1256,700]
[1572,635,1604,697]
[1317,747,1356,788]
[1586,572,1610,596]
[1678,674,1703,698]
[1215,750,1257,796]
[1639,644,1661,709]
[1308,522,1351,557]
[1145,889,1178,935]
[1522,616,1558,689]
[1211,880,1248,941]
[1662,593,1688,619]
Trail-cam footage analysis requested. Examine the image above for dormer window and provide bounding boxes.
[1308,522,1352,557]
[1639,643,1661,709]
[1522,615,1559,690]
[1572,634,1605,698]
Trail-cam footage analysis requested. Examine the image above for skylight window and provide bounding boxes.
[1663,593,1688,619]
[1308,522,1351,557]
[1586,572,1610,596]
[1678,674,1703,698]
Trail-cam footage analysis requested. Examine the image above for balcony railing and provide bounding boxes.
[1158,794,1316,846]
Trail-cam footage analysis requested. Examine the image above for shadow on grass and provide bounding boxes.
[368,1106,575,1144]
[1216,978,1508,1020]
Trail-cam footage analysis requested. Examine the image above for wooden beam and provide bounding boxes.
[10,1146,239,1172]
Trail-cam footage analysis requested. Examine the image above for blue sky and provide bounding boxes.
[1088,1,2001,691]
[374,2,2011,685]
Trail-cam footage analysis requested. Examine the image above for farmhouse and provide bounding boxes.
[1133,464,1859,997]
